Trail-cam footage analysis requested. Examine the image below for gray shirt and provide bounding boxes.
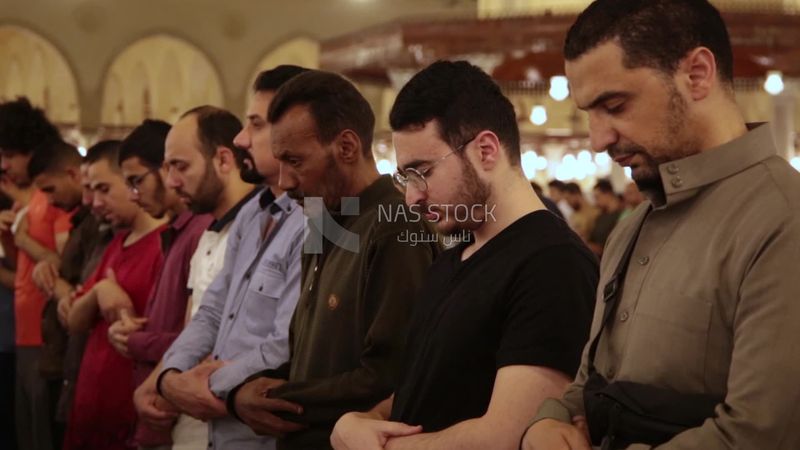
[534,123,800,449]
[162,189,303,450]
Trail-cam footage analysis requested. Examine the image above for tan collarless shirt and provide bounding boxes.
[535,123,800,449]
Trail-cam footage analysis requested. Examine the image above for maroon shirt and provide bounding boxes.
[128,211,213,446]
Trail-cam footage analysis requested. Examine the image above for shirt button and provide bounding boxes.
[667,163,679,174]
[313,265,318,273]
[671,176,684,188]
[206,250,211,256]
[637,256,650,265]
[213,355,219,360]
[228,313,234,320]
[620,311,629,322]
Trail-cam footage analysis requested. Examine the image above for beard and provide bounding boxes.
[186,158,225,214]
[430,155,492,236]
[608,81,700,201]
[290,154,349,211]
[239,152,265,185]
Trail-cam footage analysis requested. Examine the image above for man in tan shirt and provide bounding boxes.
[523,0,800,449]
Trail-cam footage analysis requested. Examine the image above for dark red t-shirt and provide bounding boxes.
[64,225,165,450]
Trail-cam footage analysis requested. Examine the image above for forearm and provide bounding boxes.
[52,278,73,301]
[68,288,98,333]
[161,309,220,373]
[16,232,59,264]
[388,417,515,450]
[370,395,393,420]
[128,330,181,364]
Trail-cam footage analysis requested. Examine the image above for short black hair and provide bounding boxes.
[180,106,244,166]
[0,97,60,155]
[268,70,375,156]
[548,180,567,191]
[253,65,311,92]
[118,119,171,167]
[564,182,582,195]
[565,0,733,84]
[84,140,123,172]
[27,139,82,180]
[390,60,521,165]
[593,178,615,195]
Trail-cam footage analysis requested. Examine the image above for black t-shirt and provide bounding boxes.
[390,210,598,431]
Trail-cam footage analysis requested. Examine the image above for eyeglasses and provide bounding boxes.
[125,169,157,195]
[393,135,477,193]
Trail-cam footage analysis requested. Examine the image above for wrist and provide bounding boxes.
[156,368,182,398]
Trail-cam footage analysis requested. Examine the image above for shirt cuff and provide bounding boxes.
[155,368,182,398]
[225,371,270,423]
[530,398,573,426]
[126,331,147,361]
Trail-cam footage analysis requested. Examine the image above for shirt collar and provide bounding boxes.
[656,123,777,208]
[259,187,297,216]
[209,186,262,232]
[170,210,195,231]
[322,176,397,225]
[330,175,396,217]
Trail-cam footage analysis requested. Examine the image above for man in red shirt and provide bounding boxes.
[63,140,168,450]
[0,97,72,450]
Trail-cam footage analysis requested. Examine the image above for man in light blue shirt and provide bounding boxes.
[145,66,310,450]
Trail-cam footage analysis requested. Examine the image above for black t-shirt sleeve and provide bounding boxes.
[496,244,598,378]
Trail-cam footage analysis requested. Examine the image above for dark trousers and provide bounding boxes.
[15,346,57,450]
[1,351,17,450]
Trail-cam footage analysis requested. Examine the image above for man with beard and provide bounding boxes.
[521,1,800,449]
[149,66,307,450]
[132,104,260,450]
[229,70,439,450]
[330,60,598,450]
[28,139,115,447]
[111,119,213,449]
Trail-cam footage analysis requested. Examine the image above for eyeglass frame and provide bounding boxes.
[125,168,158,195]
[393,134,478,193]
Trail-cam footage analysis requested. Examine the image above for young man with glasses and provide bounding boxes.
[330,60,598,450]
[115,119,213,449]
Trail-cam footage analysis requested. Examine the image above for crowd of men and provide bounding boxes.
[0,1,799,449]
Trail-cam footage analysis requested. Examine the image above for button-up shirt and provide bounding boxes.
[534,123,800,449]
[187,188,260,317]
[162,189,303,450]
[129,211,212,446]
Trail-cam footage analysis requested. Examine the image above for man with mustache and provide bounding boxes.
[147,66,307,450]
[330,60,597,450]
[229,70,439,449]
[522,0,800,449]
[112,119,214,449]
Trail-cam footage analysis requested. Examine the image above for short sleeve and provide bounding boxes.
[53,207,74,234]
[496,244,597,378]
